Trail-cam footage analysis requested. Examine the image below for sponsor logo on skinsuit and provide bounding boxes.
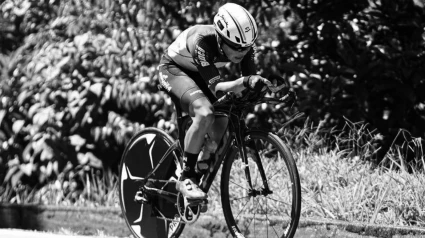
[159,72,172,91]
[208,75,221,85]
[196,46,210,67]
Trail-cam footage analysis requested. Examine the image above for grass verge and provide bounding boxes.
[1,118,424,229]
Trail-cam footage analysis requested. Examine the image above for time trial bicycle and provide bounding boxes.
[118,83,301,238]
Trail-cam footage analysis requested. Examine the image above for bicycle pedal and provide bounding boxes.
[185,198,208,213]
[185,197,207,206]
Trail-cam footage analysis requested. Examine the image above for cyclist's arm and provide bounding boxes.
[214,77,248,94]
[240,46,257,76]
[190,36,224,97]
[215,46,257,94]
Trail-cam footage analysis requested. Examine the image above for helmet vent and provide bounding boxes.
[235,36,240,43]
[217,20,224,30]
[226,30,230,37]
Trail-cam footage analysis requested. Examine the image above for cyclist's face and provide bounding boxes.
[222,43,251,63]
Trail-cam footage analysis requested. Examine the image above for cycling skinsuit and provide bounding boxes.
[158,25,256,112]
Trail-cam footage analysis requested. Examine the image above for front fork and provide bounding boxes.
[236,129,271,195]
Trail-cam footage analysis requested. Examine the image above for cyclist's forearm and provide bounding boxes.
[214,77,246,94]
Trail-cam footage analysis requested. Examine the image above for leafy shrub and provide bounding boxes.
[1,0,425,204]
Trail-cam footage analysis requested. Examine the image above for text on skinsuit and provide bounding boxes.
[196,46,210,67]
[208,75,221,85]
[159,72,172,91]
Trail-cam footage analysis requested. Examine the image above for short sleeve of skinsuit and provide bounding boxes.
[188,33,257,88]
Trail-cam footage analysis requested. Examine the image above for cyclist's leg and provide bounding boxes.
[158,63,211,200]
[184,97,214,170]
[208,116,228,146]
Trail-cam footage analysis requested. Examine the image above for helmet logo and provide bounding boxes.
[217,13,228,27]
[245,27,250,32]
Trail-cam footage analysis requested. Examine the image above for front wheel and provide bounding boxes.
[221,131,301,238]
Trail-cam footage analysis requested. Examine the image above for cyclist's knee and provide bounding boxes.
[194,108,214,128]
[191,99,215,128]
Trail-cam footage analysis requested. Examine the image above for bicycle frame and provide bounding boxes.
[138,89,294,203]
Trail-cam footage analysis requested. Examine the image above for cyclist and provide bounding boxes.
[158,3,271,201]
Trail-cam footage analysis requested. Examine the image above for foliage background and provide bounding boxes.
[0,0,424,207]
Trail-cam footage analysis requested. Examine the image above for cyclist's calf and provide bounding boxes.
[185,98,215,153]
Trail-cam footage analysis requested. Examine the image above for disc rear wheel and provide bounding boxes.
[119,128,184,238]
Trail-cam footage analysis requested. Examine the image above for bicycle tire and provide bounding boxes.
[119,127,185,238]
[221,130,301,238]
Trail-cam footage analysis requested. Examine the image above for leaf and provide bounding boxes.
[69,134,86,147]
[87,152,103,169]
[33,108,54,126]
[11,170,24,188]
[77,152,89,165]
[56,55,71,70]
[89,83,104,97]
[17,90,32,105]
[3,165,19,184]
[74,32,90,51]
[20,163,33,176]
[40,146,54,161]
[0,109,5,126]
[34,61,47,73]
[28,103,41,118]
[12,120,25,134]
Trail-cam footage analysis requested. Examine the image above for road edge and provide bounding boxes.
[1,203,424,237]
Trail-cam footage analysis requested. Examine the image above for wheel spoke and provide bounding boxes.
[242,205,255,236]
[266,197,281,238]
[266,198,269,238]
[267,165,287,181]
[266,196,292,207]
[229,195,251,203]
[235,197,252,220]
[230,179,250,191]
[254,197,257,237]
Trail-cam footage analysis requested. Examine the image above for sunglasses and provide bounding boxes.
[219,35,252,52]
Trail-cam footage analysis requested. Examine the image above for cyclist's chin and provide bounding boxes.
[230,56,243,63]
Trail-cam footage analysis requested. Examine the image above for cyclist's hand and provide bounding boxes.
[244,75,272,92]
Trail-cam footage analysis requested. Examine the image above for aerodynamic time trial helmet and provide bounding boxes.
[213,3,258,48]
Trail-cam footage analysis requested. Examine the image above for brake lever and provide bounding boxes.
[213,91,235,106]
[268,84,286,93]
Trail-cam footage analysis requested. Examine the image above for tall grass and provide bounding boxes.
[0,168,119,207]
[296,118,425,227]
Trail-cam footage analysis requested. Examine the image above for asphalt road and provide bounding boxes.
[0,228,383,238]
[0,229,90,238]
[1,227,423,238]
